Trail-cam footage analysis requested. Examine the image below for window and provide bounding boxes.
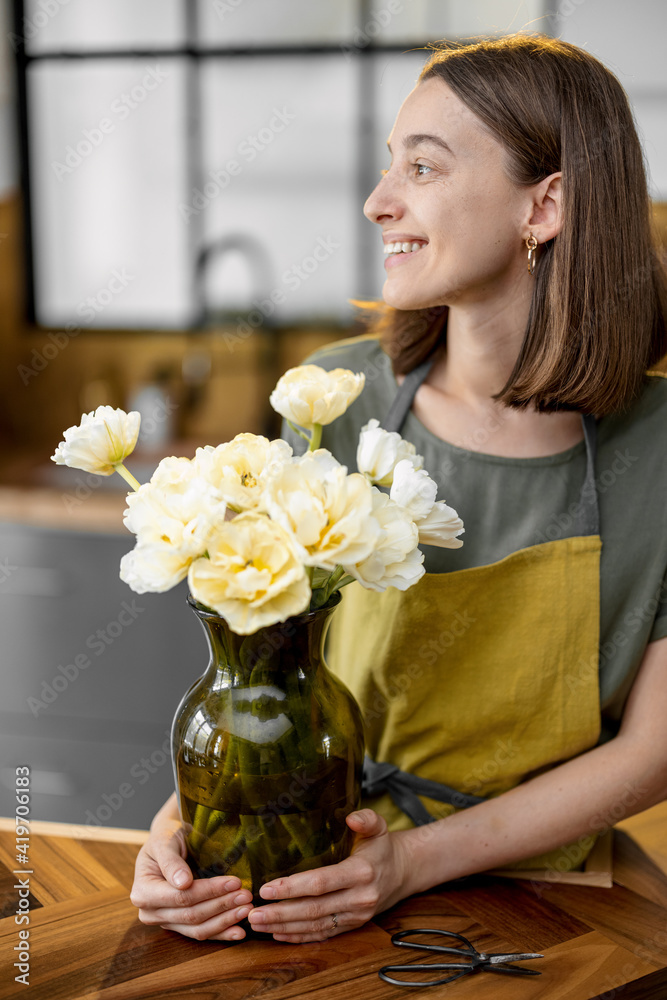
[15,0,546,330]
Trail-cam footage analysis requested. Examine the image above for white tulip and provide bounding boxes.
[123,456,225,552]
[194,433,292,512]
[120,455,227,593]
[413,502,465,549]
[390,459,464,549]
[389,461,438,521]
[269,365,365,429]
[120,541,193,593]
[356,419,423,486]
[51,406,140,475]
[262,449,381,570]
[188,512,311,634]
[346,489,424,592]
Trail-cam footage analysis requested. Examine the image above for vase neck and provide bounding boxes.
[190,597,340,682]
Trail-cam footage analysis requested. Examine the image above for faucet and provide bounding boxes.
[185,234,279,438]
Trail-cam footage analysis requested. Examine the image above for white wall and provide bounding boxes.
[555,0,667,198]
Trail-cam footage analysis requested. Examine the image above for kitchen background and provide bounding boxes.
[1,0,666,829]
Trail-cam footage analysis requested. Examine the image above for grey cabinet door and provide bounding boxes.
[0,522,205,828]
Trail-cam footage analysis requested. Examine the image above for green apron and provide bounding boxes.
[328,360,602,872]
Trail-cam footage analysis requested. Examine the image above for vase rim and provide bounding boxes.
[186,589,342,628]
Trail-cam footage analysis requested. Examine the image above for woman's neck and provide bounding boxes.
[411,294,585,458]
[431,292,531,405]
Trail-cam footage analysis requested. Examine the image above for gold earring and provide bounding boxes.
[526,234,538,275]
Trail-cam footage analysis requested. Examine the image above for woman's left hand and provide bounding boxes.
[246,809,412,942]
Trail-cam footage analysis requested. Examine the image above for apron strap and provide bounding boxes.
[576,413,600,537]
[381,357,435,433]
[362,756,486,826]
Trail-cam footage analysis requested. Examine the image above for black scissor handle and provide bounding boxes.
[390,927,478,959]
[378,964,471,988]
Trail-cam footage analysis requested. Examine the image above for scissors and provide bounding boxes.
[379,928,543,987]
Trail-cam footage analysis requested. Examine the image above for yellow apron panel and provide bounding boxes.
[328,535,602,872]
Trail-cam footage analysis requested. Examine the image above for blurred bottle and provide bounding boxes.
[128,367,176,453]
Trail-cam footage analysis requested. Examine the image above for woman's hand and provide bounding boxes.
[246,809,411,943]
[130,817,253,942]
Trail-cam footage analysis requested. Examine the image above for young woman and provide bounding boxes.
[130,34,667,943]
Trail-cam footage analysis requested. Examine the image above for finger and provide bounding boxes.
[131,874,244,911]
[346,809,387,839]
[138,831,192,890]
[146,857,192,891]
[157,903,253,942]
[248,887,362,934]
[259,857,362,901]
[139,887,253,927]
[256,814,387,903]
[271,930,342,943]
[250,908,350,938]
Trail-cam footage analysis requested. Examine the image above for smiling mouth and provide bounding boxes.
[384,241,426,256]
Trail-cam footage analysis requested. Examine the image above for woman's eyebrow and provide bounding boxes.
[386,134,455,156]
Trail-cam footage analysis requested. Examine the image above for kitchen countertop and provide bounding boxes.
[0,484,128,534]
[0,442,204,534]
[1,804,667,999]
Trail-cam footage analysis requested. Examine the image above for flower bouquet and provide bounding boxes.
[52,363,463,894]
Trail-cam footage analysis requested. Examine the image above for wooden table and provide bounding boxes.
[1,805,667,1000]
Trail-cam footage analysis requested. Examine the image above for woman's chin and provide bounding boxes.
[382,283,447,311]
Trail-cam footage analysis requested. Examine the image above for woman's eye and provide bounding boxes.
[379,164,431,178]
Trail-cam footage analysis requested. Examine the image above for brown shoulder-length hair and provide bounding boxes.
[363,34,667,414]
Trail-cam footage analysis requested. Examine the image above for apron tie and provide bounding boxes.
[362,755,487,827]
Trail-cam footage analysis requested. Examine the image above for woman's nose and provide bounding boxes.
[363,173,402,224]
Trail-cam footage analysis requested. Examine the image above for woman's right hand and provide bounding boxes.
[130,801,253,942]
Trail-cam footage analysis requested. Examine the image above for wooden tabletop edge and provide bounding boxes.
[0,817,150,843]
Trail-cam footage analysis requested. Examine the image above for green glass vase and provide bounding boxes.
[172,592,364,901]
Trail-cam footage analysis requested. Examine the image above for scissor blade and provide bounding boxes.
[485,965,543,977]
[486,953,544,964]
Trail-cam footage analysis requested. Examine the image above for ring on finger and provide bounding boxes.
[331,913,338,930]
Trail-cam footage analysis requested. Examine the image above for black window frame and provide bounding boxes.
[12,0,554,331]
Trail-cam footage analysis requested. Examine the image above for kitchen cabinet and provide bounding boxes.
[0,521,203,828]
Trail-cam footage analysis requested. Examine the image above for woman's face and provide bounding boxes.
[364,77,534,311]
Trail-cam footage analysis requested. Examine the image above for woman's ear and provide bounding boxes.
[526,171,563,243]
